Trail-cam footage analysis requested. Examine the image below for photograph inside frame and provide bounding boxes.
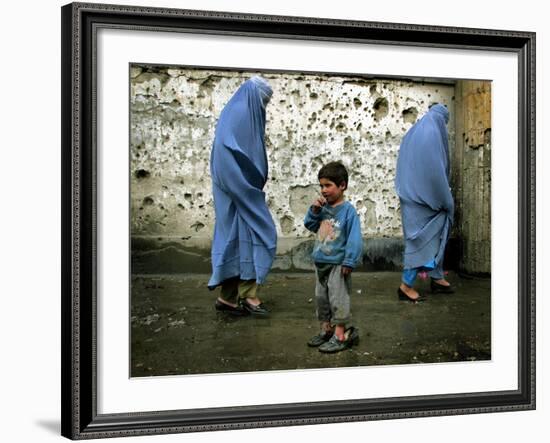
[129,64,491,377]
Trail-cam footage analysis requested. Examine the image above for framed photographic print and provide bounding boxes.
[61,2,535,439]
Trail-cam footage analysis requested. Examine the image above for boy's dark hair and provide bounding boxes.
[318,161,348,190]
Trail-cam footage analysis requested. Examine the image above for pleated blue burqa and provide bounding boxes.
[394,104,454,270]
[208,77,277,289]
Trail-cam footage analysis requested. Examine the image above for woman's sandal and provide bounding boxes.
[397,287,424,303]
[430,279,455,294]
[215,298,249,316]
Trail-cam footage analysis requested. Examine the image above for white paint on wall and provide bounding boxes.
[130,67,455,248]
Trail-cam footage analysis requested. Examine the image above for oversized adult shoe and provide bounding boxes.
[307,330,333,347]
[318,327,359,353]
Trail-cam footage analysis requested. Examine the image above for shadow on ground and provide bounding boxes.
[131,271,490,377]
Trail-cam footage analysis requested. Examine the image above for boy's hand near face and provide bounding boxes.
[311,196,327,214]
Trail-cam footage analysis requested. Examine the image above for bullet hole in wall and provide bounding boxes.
[373,97,389,120]
[135,169,151,179]
[335,122,347,132]
[402,107,418,124]
[190,222,205,232]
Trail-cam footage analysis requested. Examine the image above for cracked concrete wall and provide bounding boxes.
[130,65,456,270]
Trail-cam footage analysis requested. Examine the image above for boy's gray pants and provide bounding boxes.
[314,263,351,326]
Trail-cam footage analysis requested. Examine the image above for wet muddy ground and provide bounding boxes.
[131,271,490,377]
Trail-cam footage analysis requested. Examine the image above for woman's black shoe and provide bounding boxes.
[397,287,424,303]
[430,279,455,294]
[215,299,249,316]
[240,299,270,317]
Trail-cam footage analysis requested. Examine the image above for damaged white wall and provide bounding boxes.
[130,66,455,253]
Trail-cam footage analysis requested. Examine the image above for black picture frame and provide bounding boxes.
[61,2,535,439]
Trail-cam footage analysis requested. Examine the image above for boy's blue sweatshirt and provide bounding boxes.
[303,200,363,269]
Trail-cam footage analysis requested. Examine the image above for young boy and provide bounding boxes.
[304,161,362,353]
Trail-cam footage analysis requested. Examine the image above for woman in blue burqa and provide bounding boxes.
[395,103,455,302]
[208,76,276,317]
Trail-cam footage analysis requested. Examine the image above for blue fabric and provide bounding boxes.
[304,201,363,269]
[208,77,277,289]
[395,104,454,270]
[428,262,444,280]
[401,258,437,286]
[402,268,419,287]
